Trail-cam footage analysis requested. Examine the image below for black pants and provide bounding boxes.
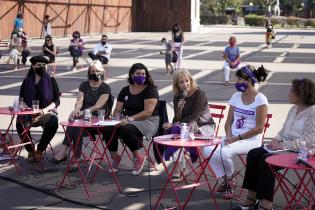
[16,114,58,153]
[242,147,281,202]
[88,51,108,64]
[103,124,143,153]
[21,49,30,65]
[62,127,97,158]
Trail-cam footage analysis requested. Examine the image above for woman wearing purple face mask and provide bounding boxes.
[102,63,159,176]
[202,65,269,199]
[223,36,241,86]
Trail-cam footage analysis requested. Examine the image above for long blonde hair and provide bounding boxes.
[173,69,198,96]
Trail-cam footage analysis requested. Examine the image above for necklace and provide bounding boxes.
[242,92,257,105]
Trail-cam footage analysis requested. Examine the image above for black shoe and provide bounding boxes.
[51,156,67,164]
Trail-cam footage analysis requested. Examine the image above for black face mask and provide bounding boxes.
[34,67,45,77]
[88,73,104,81]
[101,41,107,45]
[174,28,180,32]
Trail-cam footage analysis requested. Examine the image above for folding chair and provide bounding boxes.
[178,104,227,180]
[119,100,169,171]
[209,104,227,137]
[234,113,273,200]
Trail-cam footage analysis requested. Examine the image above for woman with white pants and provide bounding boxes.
[172,24,184,70]
[202,65,269,199]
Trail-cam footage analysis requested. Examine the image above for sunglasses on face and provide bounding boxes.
[45,39,51,41]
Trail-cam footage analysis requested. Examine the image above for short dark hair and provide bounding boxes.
[127,63,155,87]
[235,65,269,85]
[102,34,107,38]
[72,31,80,38]
[292,78,315,106]
[45,35,52,40]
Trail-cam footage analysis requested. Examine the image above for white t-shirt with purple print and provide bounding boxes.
[229,92,268,142]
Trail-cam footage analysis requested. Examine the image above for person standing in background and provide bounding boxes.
[265,19,274,49]
[43,15,52,38]
[13,12,24,34]
[172,24,184,70]
[160,37,174,75]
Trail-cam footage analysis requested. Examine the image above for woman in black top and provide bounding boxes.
[42,35,57,63]
[52,60,112,166]
[172,24,184,69]
[69,31,84,69]
[16,56,60,161]
[103,63,159,175]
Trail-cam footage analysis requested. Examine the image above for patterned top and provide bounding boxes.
[79,81,111,116]
[276,105,315,151]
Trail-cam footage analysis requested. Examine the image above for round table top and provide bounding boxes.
[0,107,39,115]
[154,134,221,148]
[60,118,120,128]
[265,153,314,170]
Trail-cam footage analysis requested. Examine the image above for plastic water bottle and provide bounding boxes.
[180,123,189,141]
[298,140,308,161]
[84,109,91,123]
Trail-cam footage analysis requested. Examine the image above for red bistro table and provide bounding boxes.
[152,134,221,210]
[58,118,121,198]
[266,153,315,210]
[0,107,39,174]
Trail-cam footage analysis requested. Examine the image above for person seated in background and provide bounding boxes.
[160,37,174,75]
[18,28,31,65]
[223,36,241,86]
[232,78,315,210]
[202,65,269,199]
[162,69,215,181]
[52,60,112,168]
[69,31,84,70]
[16,56,60,162]
[42,35,57,63]
[7,33,21,69]
[88,34,112,65]
[102,63,159,175]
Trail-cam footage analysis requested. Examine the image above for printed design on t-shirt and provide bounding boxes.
[124,96,128,101]
[234,107,254,129]
[234,107,254,115]
[236,117,245,129]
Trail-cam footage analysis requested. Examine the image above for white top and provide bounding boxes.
[276,105,315,151]
[229,92,268,141]
[93,43,112,60]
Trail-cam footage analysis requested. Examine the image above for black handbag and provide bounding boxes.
[172,51,178,63]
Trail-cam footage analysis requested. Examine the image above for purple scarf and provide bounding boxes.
[23,70,53,108]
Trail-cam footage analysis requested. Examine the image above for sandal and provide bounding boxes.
[232,197,259,210]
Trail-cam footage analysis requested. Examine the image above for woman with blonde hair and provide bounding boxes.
[163,69,215,180]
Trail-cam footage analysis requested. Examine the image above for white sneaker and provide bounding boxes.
[132,154,146,176]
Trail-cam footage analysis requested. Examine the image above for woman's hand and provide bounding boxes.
[226,136,237,145]
[162,123,173,130]
[72,109,82,118]
[267,138,283,150]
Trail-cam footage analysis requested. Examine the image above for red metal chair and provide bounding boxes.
[184,104,227,179]
[209,104,227,137]
[233,113,273,200]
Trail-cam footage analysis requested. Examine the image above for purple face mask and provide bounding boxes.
[133,75,146,85]
[235,82,248,92]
